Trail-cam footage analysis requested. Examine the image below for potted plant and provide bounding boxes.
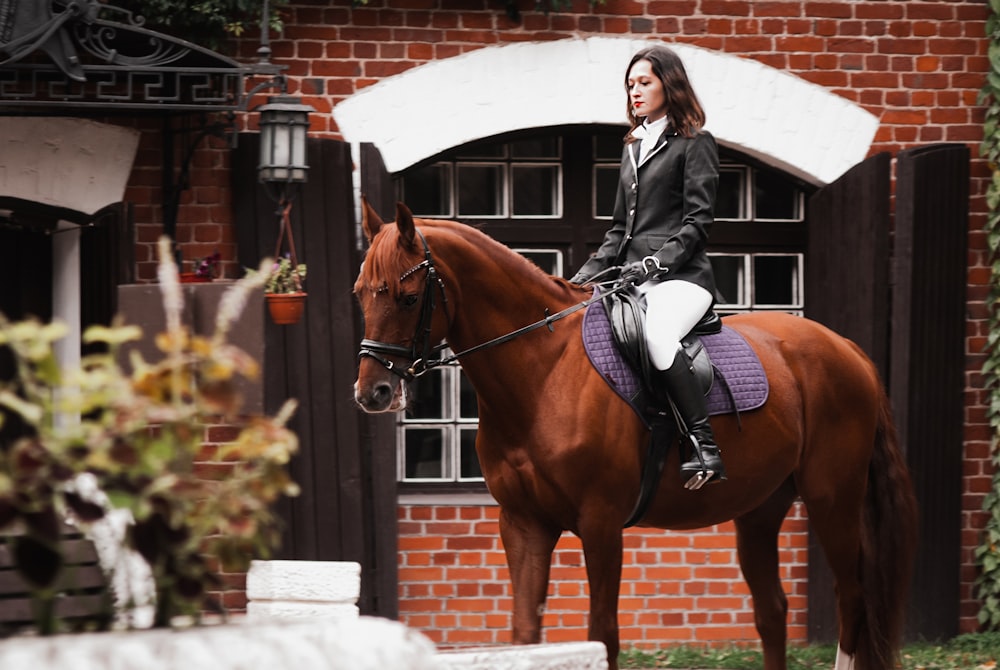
[257,255,307,325]
[180,251,221,283]
[0,237,301,632]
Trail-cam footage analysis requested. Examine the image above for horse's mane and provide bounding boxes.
[360,217,585,300]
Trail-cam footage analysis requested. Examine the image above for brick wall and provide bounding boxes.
[119,0,991,643]
[399,501,809,647]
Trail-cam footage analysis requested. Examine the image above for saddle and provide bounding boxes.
[603,285,721,408]
[589,286,764,527]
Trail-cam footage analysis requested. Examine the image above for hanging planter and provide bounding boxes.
[266,291,307,325]
[247,200,308,326]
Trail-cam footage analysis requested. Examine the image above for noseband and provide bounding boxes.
[358,229,447,382]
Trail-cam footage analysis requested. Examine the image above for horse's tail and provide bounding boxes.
[855,388,918,670]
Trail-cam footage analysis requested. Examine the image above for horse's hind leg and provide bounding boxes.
[796,463,868,669]
[499,508,560,646]
[734,479,798,670]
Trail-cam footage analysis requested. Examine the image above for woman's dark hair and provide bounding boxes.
[624,45,706,140]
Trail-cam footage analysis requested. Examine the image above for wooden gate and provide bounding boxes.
[232,135,398,619]
[805,152,892,642]
[892,144,969,640]
[805,144,968,642]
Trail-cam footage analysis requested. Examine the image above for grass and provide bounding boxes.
[619,633,1000,669]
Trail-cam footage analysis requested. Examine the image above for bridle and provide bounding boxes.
[357,227,625,382]
[358,228,447,382]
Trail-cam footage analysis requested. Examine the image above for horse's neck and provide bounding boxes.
[443,249,576,399]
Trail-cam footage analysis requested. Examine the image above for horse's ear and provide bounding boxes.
[395,202,416,249]
[361,195,384,244]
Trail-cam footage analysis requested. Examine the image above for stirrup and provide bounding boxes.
[679,434,725,491]
[683,469,719,491]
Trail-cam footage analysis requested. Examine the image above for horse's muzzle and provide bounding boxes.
[354,378,407,413]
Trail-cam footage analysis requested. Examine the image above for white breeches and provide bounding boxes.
[638,279,714,370]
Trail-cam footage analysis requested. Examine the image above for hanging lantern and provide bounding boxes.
[257,95,313,185]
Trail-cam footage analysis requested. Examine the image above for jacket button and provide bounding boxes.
[629,208,635,216]
[631,182,636,190]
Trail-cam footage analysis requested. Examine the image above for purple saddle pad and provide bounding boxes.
[581,296,768,419]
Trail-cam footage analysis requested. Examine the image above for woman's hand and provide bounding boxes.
[618,256,666,286]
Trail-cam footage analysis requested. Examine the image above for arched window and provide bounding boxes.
[394,128,812,486]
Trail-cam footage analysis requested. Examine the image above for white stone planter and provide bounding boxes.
[246,560,361,623]
[0,618,438,670]
[0,620,607,670]
[436,641,609,669]
[0,559,608,670]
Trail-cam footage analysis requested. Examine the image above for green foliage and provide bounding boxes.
[0,238,300,631]
[247,255,306,294]
[124,0,288,50]
[619,635,1000,669]
[978,0,1000,633]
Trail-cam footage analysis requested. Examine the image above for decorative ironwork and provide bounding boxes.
[0,0,283,112]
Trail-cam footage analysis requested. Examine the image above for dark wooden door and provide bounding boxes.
[233,135,398,619]
[804,152,891,642]
[892,143,969,641]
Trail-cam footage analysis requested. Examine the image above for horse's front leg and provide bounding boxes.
[499,508,560,645]
[580,521,624,670]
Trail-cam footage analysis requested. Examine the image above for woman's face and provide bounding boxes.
[627,59,667,122]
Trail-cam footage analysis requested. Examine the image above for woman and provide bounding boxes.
[570,44,724,489]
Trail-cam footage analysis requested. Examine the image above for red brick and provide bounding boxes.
[804,1,852,19]
[754,2,801,18]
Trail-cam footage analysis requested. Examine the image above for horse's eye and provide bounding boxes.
[402,294,419,307]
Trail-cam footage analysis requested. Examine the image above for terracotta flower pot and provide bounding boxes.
[180,272,211,283]
[266,292,307,325]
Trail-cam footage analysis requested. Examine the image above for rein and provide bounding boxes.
[358,229,625,382]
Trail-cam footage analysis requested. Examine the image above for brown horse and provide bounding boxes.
[353,201,918,670]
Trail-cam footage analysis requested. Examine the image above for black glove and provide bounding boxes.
[569,272,591,285]
[618,257,665,286]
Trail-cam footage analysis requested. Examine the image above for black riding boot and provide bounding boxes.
[654,349,726,489]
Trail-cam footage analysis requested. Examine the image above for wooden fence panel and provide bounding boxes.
[893,143,969,640]
[233,135,398,618]
[804,152,891,642]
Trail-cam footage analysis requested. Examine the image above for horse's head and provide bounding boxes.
[353,198,449,413]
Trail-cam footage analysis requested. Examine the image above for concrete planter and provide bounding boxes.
[0,560,607,670]
[0,618,438,670]
[437,642,609,669]
[0,619,608,670]
[246,560,361,623]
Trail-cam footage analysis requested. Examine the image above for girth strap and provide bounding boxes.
[623,413,672,528]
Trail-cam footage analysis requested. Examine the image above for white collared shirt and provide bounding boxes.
[638,116,668,164]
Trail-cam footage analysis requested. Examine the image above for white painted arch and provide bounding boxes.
[333,37,879,186]
[0,117,139,216]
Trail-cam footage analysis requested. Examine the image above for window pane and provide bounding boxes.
[457,164,505,216]
[715,168,745,220]
[516,249,562,276]
[594,134,624,160]
[510,138,559,158]
[753,255,800,306]
[512,165,559,216]
[404,428,446,479]
[709,255,746,307]
[594,165,619,218]
[459,372,478,419]
[400,163,451,217]
[459,428,483,480]
[407,368,445,420]
[754,169,799,220]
